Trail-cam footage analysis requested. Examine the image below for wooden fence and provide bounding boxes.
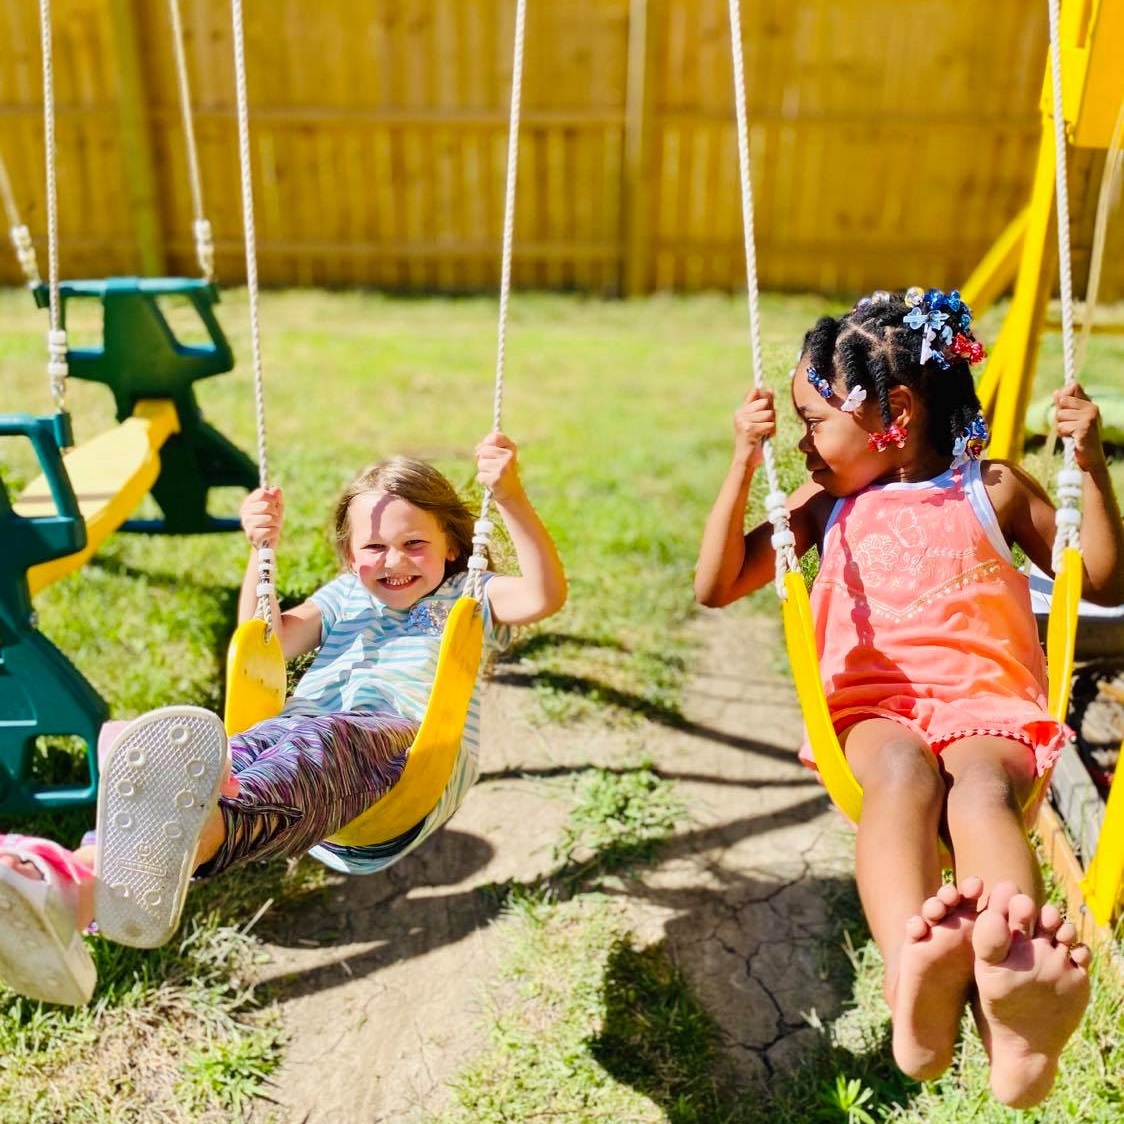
[0,0,1119,297]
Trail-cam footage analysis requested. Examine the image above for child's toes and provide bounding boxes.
[972,907,1013,964]
[1036,903,1063,939]
[958,875,984,908]
[984,879,1020,914]
[1007,892,1037,937]
[1069,943,1092,970]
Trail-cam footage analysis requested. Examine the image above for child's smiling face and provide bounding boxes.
[346,492,457,607]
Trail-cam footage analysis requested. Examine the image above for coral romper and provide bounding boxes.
[799,460,1068,777]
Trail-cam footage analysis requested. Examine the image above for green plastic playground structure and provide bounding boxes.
[0,277,258,815]
[32,276,258,534]
[0,411,108,813]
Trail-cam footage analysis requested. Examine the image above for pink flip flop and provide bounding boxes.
[95,706,227,949]
[0,839,96,1006]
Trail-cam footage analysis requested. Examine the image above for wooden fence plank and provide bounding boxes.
[0,0,1119,298]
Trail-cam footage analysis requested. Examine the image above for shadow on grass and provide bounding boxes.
[480,761,821,790]
[587,890,920,1124]
[491,665,800,764]
[248,785,829,996]
[587,936,915,1124]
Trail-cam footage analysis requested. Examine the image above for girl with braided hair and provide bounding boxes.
[696,288,1124,1107]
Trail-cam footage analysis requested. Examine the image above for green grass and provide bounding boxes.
[2,288,1123,1120]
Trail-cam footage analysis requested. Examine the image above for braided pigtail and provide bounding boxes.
[803,315,839,384]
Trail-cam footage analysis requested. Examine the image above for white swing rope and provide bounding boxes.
[468,0,526,603]
[227,0,524,621]
[727,0,798,598]
[167,0,215,281]
[0,151,41,285]
[38,0,67,416]
[1045,0,1082,573]
[230,0,275,635]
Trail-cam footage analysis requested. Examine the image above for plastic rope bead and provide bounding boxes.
[771,529,796,550]
[1056,469,1082,488]
[255,581,275,597]
[474,519,494,535]
[1054,507,1081,527]
[467,556,488,571]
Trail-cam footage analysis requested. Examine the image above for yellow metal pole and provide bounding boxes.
[960,206,1029,321]
[1082,741,1124,928]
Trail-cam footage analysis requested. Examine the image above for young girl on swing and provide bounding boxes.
[695,288,1124,1108]
[0,430,566,1007]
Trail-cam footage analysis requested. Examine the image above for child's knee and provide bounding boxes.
[946,758,1022,816]
[859,738,943,807]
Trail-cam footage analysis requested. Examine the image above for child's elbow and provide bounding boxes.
[548,573,569,616]
[694,575,729,608]
[1085,579,1124,608]
[527,574,568,623]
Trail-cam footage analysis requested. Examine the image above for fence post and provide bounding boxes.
[107,0,165,276]
[622,0,656,297]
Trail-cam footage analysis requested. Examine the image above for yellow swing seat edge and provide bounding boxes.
[224,617,287,737]
[327,594,485,847]
[782,570,865,824]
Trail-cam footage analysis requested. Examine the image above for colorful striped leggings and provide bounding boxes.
[197,710,419,877]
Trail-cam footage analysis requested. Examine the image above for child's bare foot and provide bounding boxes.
[888,875,983,1080]
[972,881,1091,1108]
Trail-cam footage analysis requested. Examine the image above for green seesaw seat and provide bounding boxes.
[16,400,180,594]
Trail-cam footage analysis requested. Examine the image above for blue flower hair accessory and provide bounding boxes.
[952,411,989,463]
[903,287,977,368]
[806,366,833,400]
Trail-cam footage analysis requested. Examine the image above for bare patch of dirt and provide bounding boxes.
[249,608,855,1122]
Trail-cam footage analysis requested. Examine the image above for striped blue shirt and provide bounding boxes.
[295,570,510,875]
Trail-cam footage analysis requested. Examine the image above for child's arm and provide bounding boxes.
[990,383,1124,605]
[474,432,568,626]
[238,486,325,659]
[695,388,826,607]
[1056,382,1124,603]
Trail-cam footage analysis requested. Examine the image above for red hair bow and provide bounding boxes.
[951,333,986,365]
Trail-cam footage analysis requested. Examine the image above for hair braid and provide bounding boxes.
[801,289,987,459]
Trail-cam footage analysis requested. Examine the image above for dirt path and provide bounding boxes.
[249,608,854,1122]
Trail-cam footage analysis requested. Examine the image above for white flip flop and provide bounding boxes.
[94,706,227,949]
[0,850,96,1006]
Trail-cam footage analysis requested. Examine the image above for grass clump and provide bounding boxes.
[437,896,733,1124]
[552,763,687,887]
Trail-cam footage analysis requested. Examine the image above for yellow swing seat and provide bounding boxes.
[16,400,180,595]
[224,616,287,737]
[222,593,485,847]
[328,595,484,846]
[788,548,1083,826]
